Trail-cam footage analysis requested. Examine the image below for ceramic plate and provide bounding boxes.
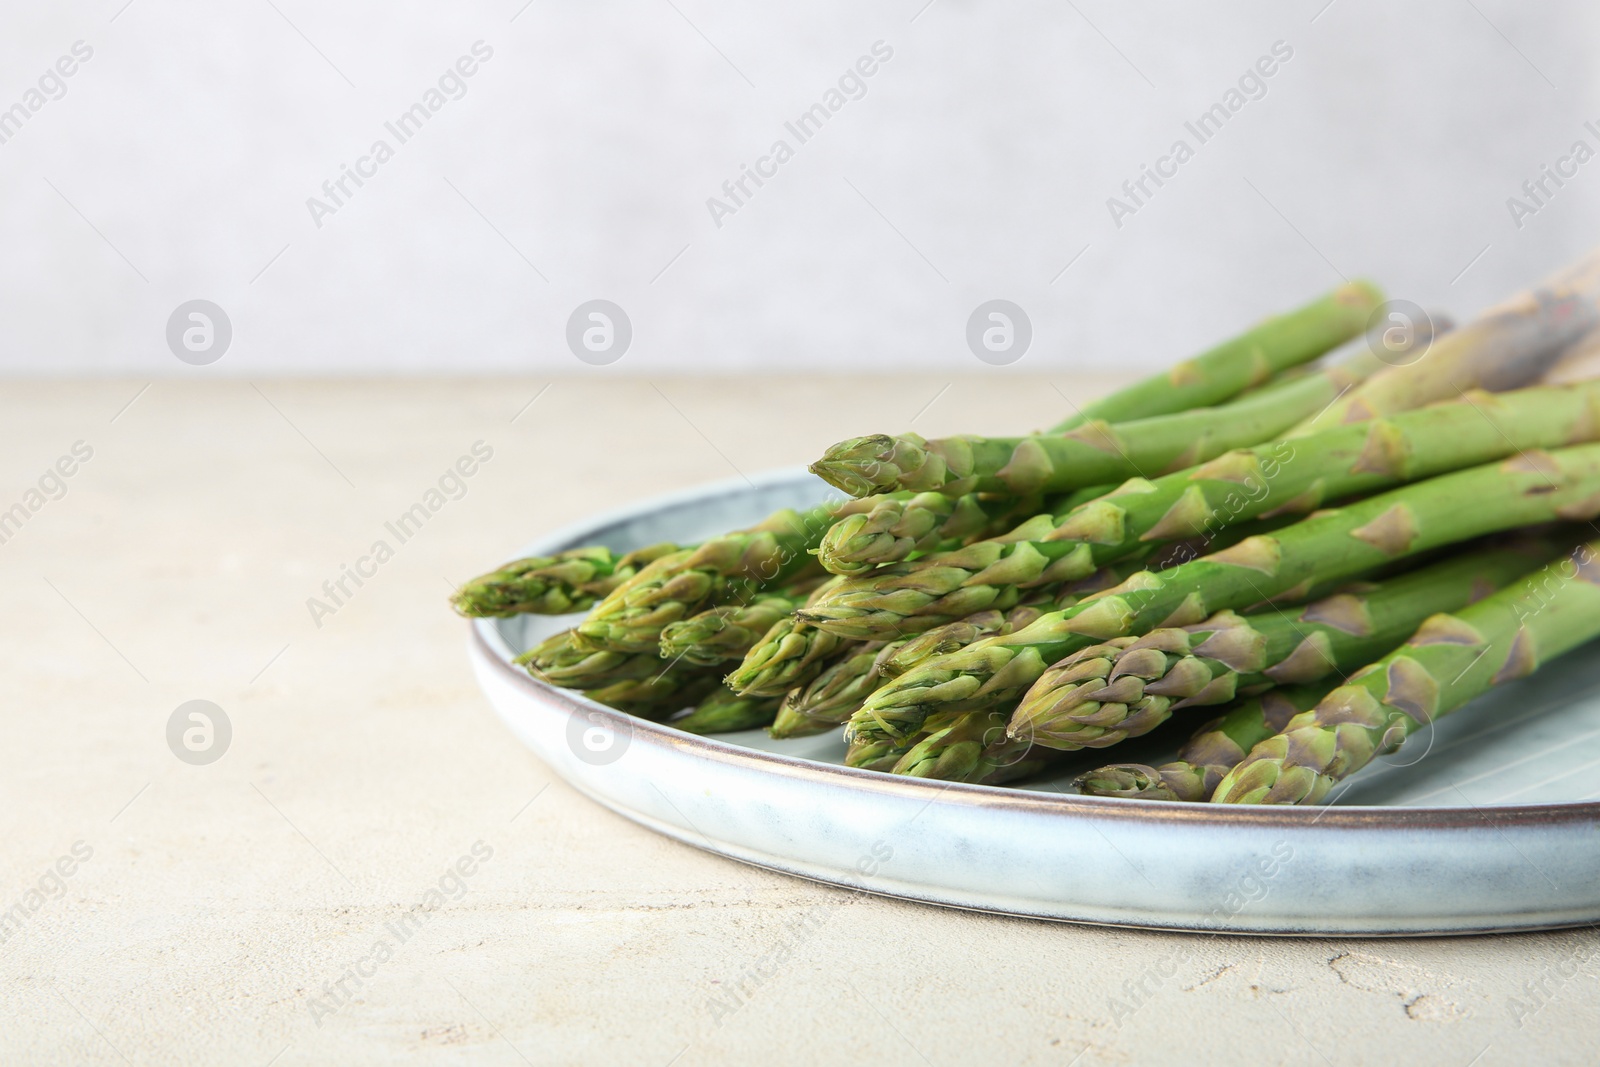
[467,469,1600,935]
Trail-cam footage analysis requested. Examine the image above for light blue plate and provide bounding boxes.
[468,470,1600,934]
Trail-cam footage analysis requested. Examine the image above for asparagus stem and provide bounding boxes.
[1075,684,1336,801]
[517,630,666,689]
[1297,259,1600,434]
[810,296,1382,573]
[768,603,1055,739]
[1046,281,1383,430]
[576,501,859,652]
[846,444,1600,746]
[873,604,1051,678]
[878,536,1555,785]
[798,383,1600,640]
[811,295,1384,573]
[583,670,721,719]
[796,501,1286,644]
[518,630,718,716]
[1213,539,1600,803]
[724,618,852,698]
[1052,482,1118,511]
[658,588,809,666]
[769,643,891,738]
[673,689,782,734]
[809,358,1376,500]
[1011,538,1564,752]
[891,710,1053,784]
[816,491,1044,577]
[452,543,681,616]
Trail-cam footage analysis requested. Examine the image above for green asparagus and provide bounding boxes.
[452,543,681,616]
[452,259,1600,808]
[576,502,850,652]
[673,688,782,734]
[845,708,969,771]
[724,616,854,697]
[883,538,1542,783]
[891,709,1053,784]
[1045,281,1383,430]
[873,604,1049,678]
[809,358,1413,585]
[816,491,1039,577]
[769,643,892,738]
[798,383,1600,640]
[809,356,1377,500]
[1299,260,1600,433]
[768,604,1053,739]
[1010,539,1560,751]
[517,630,665,690]
[658,586,813,666]
[1213,539,1600,804]
[797,504,1285,643]
[1075,684,1335,801]
[585,672,720,718]
[847,445,1600,746]
[795,549,1156,642]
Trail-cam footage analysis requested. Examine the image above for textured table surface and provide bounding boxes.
[1,376,1595,1066]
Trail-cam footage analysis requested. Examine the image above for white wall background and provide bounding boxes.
[0,0,1596,376]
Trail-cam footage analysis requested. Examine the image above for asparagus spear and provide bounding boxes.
[825,338,1435,580]
[874,604,1049,678]
[585,670,721,719]
[724,618,853,698]
[1075,684,1336,801]
[1010,539,1560,752]
[518,630,720,716]
[672,689,781,734]
[847,444,1600,745]
[1045,281,1383,430]
[1299,257,1600,433]
[798,497,1294,643]
[657,587,812,666]
[768,604,1053,739]
[769,643,891,739]
[844,705,1053,782]
[891,709,1054,783]
[878,537,1532,783]
[1212,539,1600,804]
[817,491,1040,577]
[845,708,970,771]
[810,539,1259,753]
[516,630,665,689]
[797,383,1600,640]
[452,543,681,616]
[881,538,1534,785]
[836,603,1100,770]
[576,502,853,652]
[810,318,1374,577]
[841,621,1057,766]
[809,356,1377,500]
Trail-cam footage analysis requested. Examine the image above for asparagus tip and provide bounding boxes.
[809,434,907,497]
[1075,764,1179,801]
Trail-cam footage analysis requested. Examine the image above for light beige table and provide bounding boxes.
[1,377,1594,1066]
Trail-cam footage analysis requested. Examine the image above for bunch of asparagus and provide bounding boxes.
[453,253,1600,804]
